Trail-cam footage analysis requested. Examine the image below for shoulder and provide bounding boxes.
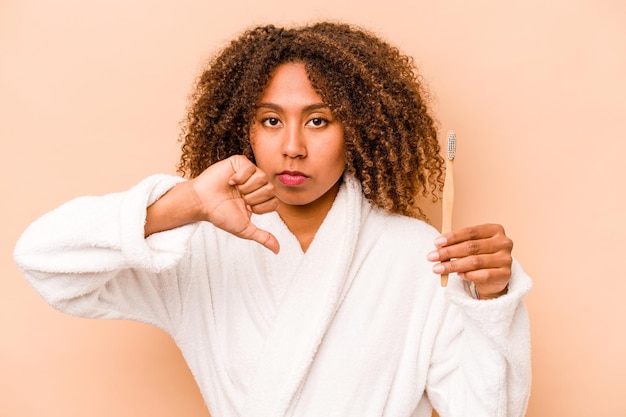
[363,205,439,254]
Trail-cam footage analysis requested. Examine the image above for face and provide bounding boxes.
[250,62,346,213]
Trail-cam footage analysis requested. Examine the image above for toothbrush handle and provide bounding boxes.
[441,159,454,287]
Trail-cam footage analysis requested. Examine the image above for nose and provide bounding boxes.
[281,125,307,158]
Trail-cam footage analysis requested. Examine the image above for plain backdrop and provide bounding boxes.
[1,0,625,416]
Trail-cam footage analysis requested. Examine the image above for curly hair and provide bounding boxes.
[178,21,443,218]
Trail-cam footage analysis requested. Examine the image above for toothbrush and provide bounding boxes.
[440,130,456,287]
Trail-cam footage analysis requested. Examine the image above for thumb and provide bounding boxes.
[239,223,281,254]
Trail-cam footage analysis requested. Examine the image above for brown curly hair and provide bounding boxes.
[178,21,443,218]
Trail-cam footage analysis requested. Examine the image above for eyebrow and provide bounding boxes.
[255,102,329,113]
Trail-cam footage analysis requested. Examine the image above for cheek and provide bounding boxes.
[329,133,347,170]
[249,139,276,171]
[249,130,265,162]
[249,129,257,158]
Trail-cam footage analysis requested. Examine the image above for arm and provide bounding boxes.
[13,174,197,332]
[145,155,279,253]
[426,262,532,417]
[425,224,532,416]
[14,156,279,330]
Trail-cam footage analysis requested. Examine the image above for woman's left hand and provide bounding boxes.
[427,224,513,299]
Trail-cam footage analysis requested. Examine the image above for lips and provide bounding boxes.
[278,171,308,186]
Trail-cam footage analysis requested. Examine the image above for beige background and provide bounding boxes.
[1,0,625,416]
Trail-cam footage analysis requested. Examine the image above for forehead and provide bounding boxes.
[257,62,325,106]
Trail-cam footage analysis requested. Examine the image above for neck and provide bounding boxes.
[277,182,340,252]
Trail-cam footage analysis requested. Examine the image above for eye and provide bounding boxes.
[306,117,328,128]
[262,117,282,127]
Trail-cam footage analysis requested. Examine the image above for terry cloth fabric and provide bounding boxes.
[14,174,532,417]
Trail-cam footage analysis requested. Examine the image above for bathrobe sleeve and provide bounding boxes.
[426,261,532,417]
[13,174,200,335]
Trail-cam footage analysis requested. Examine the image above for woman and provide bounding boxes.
[14,22,531,417]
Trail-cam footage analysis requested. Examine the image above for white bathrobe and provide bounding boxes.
[14,174,532,417]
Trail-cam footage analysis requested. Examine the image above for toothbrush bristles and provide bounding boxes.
[447,131,456,160]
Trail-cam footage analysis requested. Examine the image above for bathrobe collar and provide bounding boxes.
[244,175,374,416]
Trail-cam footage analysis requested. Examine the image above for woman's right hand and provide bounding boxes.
[190,155,280,253]
[145,155,280,253]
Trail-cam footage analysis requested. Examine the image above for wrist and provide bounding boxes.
[464,281,509,300]
[479,284,509,300]
[145,181,205,237]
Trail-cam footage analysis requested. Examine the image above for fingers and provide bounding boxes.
[236,186,279,214]
[227,156,259,186]
[435,224,511,249]
[431,235,513,264]
[224,157,280,252]
[428,223,513,298]
[193,156,281,254]
[431,253,512,282]
[228,156,279,214]
[429,224,512,260]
